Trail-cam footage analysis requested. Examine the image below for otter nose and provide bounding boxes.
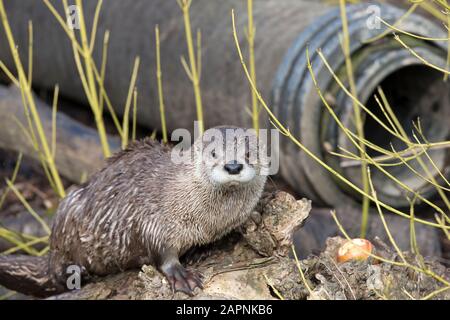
[224,160,243,175]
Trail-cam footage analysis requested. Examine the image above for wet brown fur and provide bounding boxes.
[0,127,267,297]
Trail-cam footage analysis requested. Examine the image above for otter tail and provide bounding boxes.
[0,255,61,298]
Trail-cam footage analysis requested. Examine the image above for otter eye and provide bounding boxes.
[211,150,217,158]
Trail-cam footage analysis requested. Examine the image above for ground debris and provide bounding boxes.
[298,237,450,300]
[3,187,449,300]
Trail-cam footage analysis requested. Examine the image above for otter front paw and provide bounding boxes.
[161,263,203,296]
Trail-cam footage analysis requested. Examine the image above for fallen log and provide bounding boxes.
[47,191,312,300]
[43,192,450,300]
[0,84,119,183]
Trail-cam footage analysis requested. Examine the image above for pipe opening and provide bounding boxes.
[363,65,450,201]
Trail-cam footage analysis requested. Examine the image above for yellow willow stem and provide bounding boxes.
[122,57,140,149]
[367,167,407,263]
[394,34,450,75]
[339,0,370,238]
[51,85,59,159]
[98,30,109,114]
[444,0,450,81]
[378,87,450,218]
[331,209,450,287]
[419,0,448,22]
[132,88,137,142]
[364,3,420,43]
[263,274,285,300]
[247,0,259,133]
[0,228,40,256]
[178,0,204,135]
[91,60,124,137]
[314,45,449,218]
[27,21,33,87]
[292,245,313,295]
[6,179,51,235]
[0,60,19,86]
[2,236,49,255]
[0,0,65,197]
[231,9,449,230]
[74,0,111,157]
[421,286,450,300]
[89,0,103,53]
[316,50,447,219]
[155,25,168,144]
[377,16,450,42]
[0,153,22,210]
[42,0,84,55]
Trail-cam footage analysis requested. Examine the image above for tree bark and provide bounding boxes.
[47,192,311,300]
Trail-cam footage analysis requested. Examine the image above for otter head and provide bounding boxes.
[193,126,269,188]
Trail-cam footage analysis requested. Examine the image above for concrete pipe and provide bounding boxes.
[0,1,448,208]
[273,3,450,207]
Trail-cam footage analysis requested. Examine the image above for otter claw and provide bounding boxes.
[163,263,203,296]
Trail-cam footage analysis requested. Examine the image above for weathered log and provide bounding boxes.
[1,190,447,300]
[0,84,119,183]
[47,191,312,300]
[44,202,450,300]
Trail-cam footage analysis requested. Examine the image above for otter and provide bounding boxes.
[0,126,268,297]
